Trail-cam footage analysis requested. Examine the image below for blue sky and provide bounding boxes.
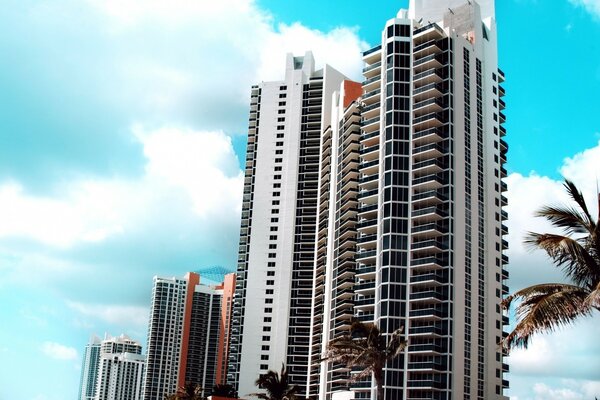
[0,1,599,399]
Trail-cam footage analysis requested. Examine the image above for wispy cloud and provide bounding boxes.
[569,0,600,18]
[67,301,148,330]
[40,342,78,361]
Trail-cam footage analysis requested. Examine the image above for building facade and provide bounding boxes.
[311,1,509,399]
[143,272,235,400]
[95,335,145,400]
[79,335,102,400]
[228,52,349,397]
[231,1,508,399]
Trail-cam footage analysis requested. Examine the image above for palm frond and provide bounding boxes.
[536,205,593,235]
[385,327,407,359]
[583,281,600,310]
[525,232,600,289]
[564,179,595,230]
[502,283,591,350]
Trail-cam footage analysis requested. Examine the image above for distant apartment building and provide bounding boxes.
[78,334,145,400]
[95,334,145,400]
[79,335,102,400]
[231,0,508,399]
[142,271,236,400]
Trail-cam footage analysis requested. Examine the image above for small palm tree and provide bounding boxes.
[322,320,407,400]
[211,383,238,398]
[249,364,299,400]
[502,179,600,349]
[165,382,204,400]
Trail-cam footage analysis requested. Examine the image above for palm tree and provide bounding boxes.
[502,179,600,349]
[249,364,299,400]
[321,320,407,400]
[211,383,238,398]
[165,382,205,400]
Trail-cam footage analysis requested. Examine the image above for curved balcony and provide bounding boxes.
[412,173,445,191]
[412,205,448,222]
[408,307,445,321]
[413,142,447,161]
[413,98,446,118]
[413,82,444,101]
[411,255,446,271]
[412,221,447,238]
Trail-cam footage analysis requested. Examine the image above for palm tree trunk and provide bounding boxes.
[373,368,384,400]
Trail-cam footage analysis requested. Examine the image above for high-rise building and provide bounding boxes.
[232,1,508,399]
[310,1,509,399]
[142,272,236,400]
[95,334,145,400]
[79,335,102,400]
[227,52,349,397]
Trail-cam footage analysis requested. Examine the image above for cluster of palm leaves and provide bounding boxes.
[321,320,406,400]
[249,364,300,400]
[502,180,600,349]
[166,383,238,400]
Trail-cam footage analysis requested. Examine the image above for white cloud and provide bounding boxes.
[505,140,600,398]
[80,0,367,129]
[40,342,78,361]
[0,127,243,249]
[569,0,600,18]
[67,301,148,329]
[505,140,600,290]
[257,22,368,82]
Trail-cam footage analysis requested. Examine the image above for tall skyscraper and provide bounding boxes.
[232,1,507,399]
[95,334,145,400]
[79,335,102,400]
[227,52,349,397]
[143,272,236,400]
[309,1,509,399]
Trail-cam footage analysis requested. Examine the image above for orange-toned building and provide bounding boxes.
[142,271,236,400]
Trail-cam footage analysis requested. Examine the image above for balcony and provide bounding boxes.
[355,265,376,279]
[357,189,378,205]
[362,44,382,64]
[411,238,448,254]
[361,115,380,134]
[412,205,448,222]
[413,97,447,117]
[410,290,446,303]
[412,222,447,238]
[356,250,377,263]
[413,158,447,176]
[407,361,446,372]
[363,88,381,105]
[354,280,376,293]
[412,173,445,191]
[409,307,444,321]
[412,189,447,207]
[413,82,444,101]
[414,54,445,74]
[413,23,445,45]
[362,61,382,78]
[413,142,447,161]
[413,67,446,87]
[411,255,446,271]
[413,111,446,130]
[358,203,378,218]
[357,233,377,249]
[408,325,446,338]
[359,143,379,161]
[408,343,445,355]
[363,74,381,92]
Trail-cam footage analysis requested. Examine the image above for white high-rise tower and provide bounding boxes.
[310,1,509,399]
[228,52,349,397]
[232,1,508,399]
